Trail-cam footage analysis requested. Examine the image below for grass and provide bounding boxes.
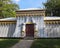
[0,39,20,48]
[31,39,60,48]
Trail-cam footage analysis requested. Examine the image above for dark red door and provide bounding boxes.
[26,24,34,37]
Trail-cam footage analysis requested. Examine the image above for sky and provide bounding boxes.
[13,0,47,9]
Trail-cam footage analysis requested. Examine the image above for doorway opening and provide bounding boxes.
[26,24,34,37]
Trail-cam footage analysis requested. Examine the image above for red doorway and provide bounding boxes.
[26,24,34,37]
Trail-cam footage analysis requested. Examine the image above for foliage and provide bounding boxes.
[0,0,19,18]
[44,0,60,16]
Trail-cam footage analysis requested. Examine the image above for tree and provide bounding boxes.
[0,0,19,18]
[44,0,60,16]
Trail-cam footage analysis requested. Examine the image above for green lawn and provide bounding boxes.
[0,39,20,48]
[31,39,60,48]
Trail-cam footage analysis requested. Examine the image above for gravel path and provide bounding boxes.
[11,40,34,48]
